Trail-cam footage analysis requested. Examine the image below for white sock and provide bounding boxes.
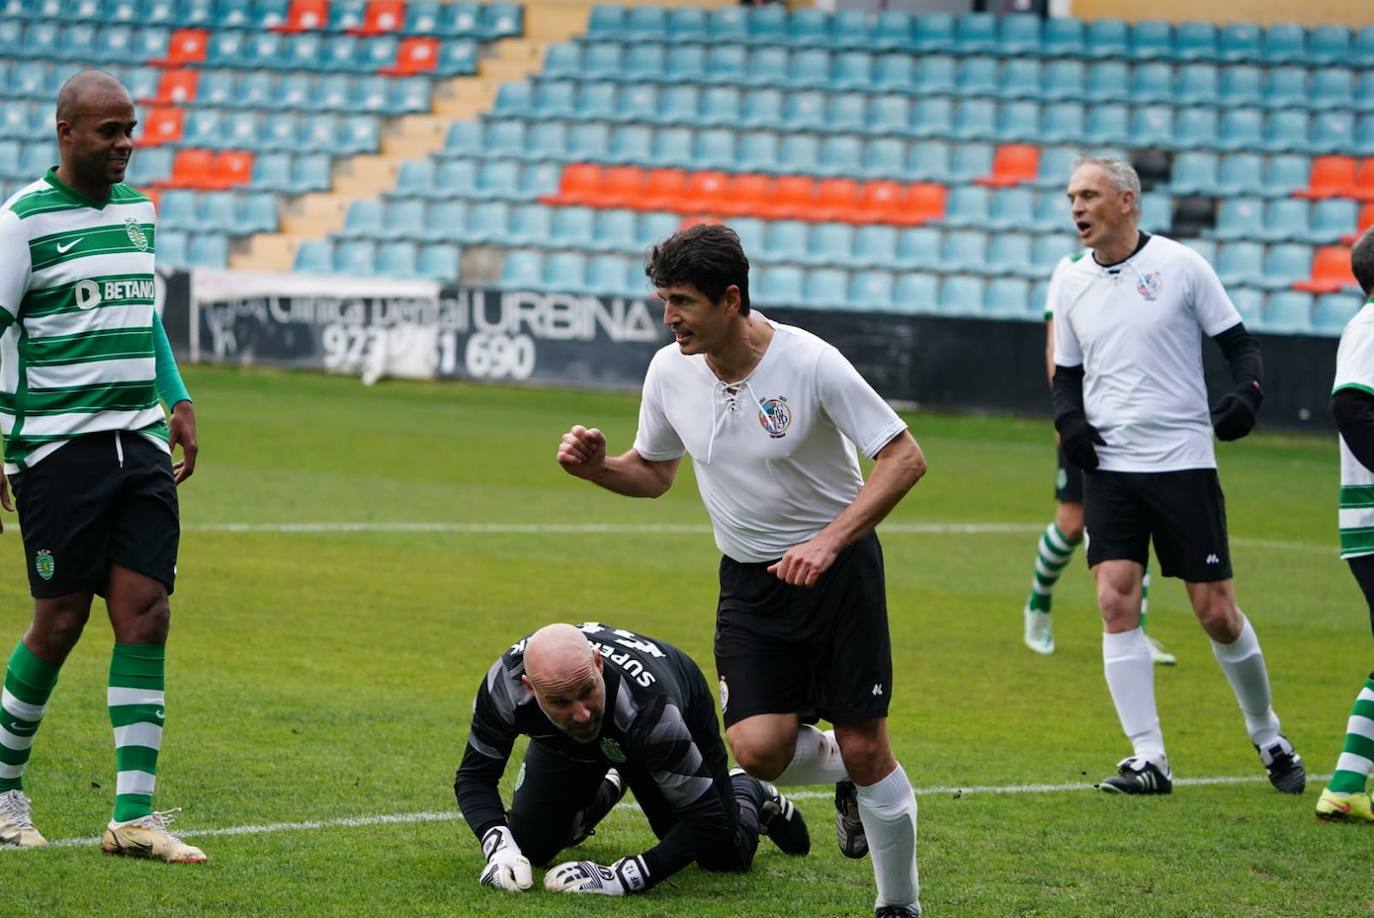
[1210,612,1281,747]
[775,725,850,786]
[856,763,920,910]
[1103,628,1165,762]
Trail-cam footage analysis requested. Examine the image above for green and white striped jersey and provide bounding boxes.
[1335,298,1374,559]
[0,168,167,473]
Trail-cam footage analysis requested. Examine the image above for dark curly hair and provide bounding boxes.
[645,224,751,315]
[1353,226,1374,297]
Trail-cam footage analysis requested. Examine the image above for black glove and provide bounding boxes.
[1057,414,1106,472]
[1211,382,1262,442]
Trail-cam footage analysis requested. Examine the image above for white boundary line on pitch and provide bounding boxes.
[11,772,1325,850]
[175,521,1336,556]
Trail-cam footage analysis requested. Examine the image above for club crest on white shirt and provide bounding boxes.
[1136,272,1163,301]
[757,397,791,439]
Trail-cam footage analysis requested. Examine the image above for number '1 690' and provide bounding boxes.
[438,331,536,380]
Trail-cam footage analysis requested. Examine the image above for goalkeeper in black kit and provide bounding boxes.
[454,622,809,896]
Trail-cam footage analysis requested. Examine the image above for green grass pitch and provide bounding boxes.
[1,365,1367,916]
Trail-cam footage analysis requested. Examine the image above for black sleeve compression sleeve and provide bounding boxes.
[454,739,512,839]
[1334,388,1374,475]
[1212,322,1264,389]
[1051,364,1087,429]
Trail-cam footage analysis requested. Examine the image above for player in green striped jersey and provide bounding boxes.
[0,71,205,863]
[1317,228,1374,823]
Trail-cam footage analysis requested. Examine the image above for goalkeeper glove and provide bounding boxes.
[544,856,649,896]
[1055,414,1106,472]
[478,826,532,892]
[1211,381,1262,442]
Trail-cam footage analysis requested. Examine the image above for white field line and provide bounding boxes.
[11,772,1324,851]
[170,521,1336,556]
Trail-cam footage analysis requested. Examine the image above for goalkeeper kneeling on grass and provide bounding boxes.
[454,622,810,896]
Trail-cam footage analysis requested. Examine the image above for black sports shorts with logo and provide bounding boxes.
[1055,444,1085,503]
[714,531,892,728]
[9,430,179,598]
[1083,468,1231,582]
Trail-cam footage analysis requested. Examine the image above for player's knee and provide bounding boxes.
[1194,596,1240,640]
[728,737,790,781]
[506,819,562,868]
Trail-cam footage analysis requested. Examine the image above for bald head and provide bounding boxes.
[56,70,131,126]
[524,624,598,691]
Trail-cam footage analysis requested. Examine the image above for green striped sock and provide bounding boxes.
[1329,678,1374,794]
[108,643,165,823]
[1026,522,1080,614]
[0,641,60,792]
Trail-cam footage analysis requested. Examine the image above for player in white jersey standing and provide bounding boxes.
[1020,251,1176,665]
[1316,228,1374,822]
[1052,157,1304,796]
[0,72,205,861]
[557,224,927,917]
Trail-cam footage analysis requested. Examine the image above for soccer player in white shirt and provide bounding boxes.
[1316,228,1374,822]
[1051,158,1304,796]
[1021,252,1176,666]
[557,224,927,917]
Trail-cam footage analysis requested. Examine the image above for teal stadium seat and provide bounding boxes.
[1083,103,1130,146]
[1042,60,1085,101]
[623,42,664,81]
[1260,23,1306,65]
[737,131,780,173]
[762,220,809,262]
[850,225,899,269]
[542,43,580,78]
[829,10,869,52]
[1130,63,1174,105]
[828,92,867,134]
[910,97,954,139]
[664,45,706,84]
[1215,153,1262,195]
[198,193,236,234]
[894,227,941,271]
[1306,26,1350,67]
[666,7,707,42]
[187,233,227,268]
[422,200,471,244]
[1213,197,1264,240]
[941,230,989,271]
[905,140,951,182]
[589,209,636,253]
[999,14,1042,55]
[938,275,985,316]
[1218,23,1262,62]
[575,82,617,121]
[1309,111,1354,154]
[375,241,418,279]
[1129,20,1173,61]
[500,250,543,289]
[624,6,666,40]
[1264,66,1307,110]
[158,230,189,268]
[985,233,1034,276]
[849,270,896,311]
[911,14,955,53]
[749,46,788,87]
[1040,102,1086,144]
[809,222,856,266]
[1083,19,1129,60]
[650,127,691,168]
[1263,291,1313,333]
[832,51,873,92]
[1170,152,1218,195]
[803,268,847,308]
[418,244,460,281]
[587,254,632,295]
[1310,199,1359,244]
[1311,70,1354,111]
[566,122,609,161]
[1354,27,1374,68]
[754,265,803,305]
[1314,294,1360,333]
[1216,108,1263,151]
[1217,241,1264,288]
[947,141,994,182]
[986,188,1035,231]
[1263,243,1314,290]
[1174,64,1219,106]
[913,54,955,95]
[607,124,651,165]
[550,206,595,247]
[957,56,999,98]
[869,94,911,136]
[1174,21,1218,61]
[582,42,622,81]
[381,199,425,241]
[816,136,863,178]
[998,58,1041,100]
[868,11,913,53]
[955,14,999,55]
[984,277,1032,318]
[895,272,938,313]
[1228,286,1264,324]
[861,137,905,180]
[541,252,587,293]
[784,8,828,47]
[463,202,510,245]
[698,88,741,128]
[1218,65,1263,106]
[708,8,748,45]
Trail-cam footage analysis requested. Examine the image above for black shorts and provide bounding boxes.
[714,531,892,728]
[1083,468,1230,582]
[1055,444,1085,504]
[9,431,179,598]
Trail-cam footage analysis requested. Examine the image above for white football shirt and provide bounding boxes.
[1334,298,1374,559]
[1053,234,1242,473]
[632,316,908,563]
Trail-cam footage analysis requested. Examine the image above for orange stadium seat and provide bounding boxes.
[166,149,216,188]
[593,166,646,209]
[755,175,816,220]
[382,37,440,75]
[350,0,407,35]
[543,163,603,206]
[1295,156,1358,200]
[273,0,328,32]
[681,171,731,214]
[137,108,184,147]
[850,181,909,223]
[143,69,198,106]
[151,28,208,66]
[715,174,775,217]
[1294,245,1359,293]
[811,178,863,222]
[215,150,255,189]
[1355,159,1374,203]
[896,183,948,226]
[976,144,1040,188]
[640,168,689,211]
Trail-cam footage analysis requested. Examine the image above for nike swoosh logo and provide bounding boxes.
[55,238,82,254]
